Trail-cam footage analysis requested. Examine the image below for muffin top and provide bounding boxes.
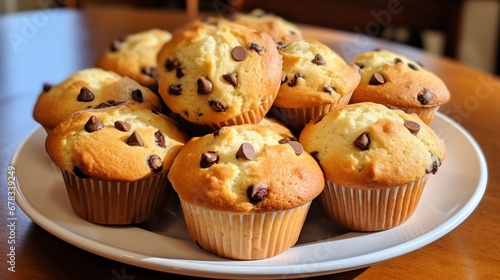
[274,39,361,108]
[168,124,324,212]
[228,9,302,43]
[350,50,450,108]
[33,68,161,130]
[96,29,172,89]
[45,101,187,181]
[156,20,282,124]
[299,102,446,188]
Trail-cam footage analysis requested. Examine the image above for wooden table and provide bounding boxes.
[1,8,499,280]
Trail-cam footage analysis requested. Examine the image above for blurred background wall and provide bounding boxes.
[1,0,498,74]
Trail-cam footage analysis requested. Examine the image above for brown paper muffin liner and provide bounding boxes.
[398,106,439,125]
[319,175,429,232]
[180,201,312,260]
[270,92,353,136]
[169,90,278,136]
[61,170,171,225]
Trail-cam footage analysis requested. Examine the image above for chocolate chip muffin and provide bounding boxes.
[45,101,188,224]
[350,49,450,124]
[33,68,162,132]
[270,39,361,135]
[228,9,302,43]
[96,29,172,90]
[156,20,283,134]
[168,124,324,259]
[300,102,446,231]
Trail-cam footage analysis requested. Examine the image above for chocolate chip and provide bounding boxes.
[176,67,184,78]
[369,73,385,85]
[110,38,123,52]
[355,62,365,69]
[42,83,53,92]
[84,116,103,133]
[223,72,238,87]
[93,100,126,109]
[353,131,370,150]
[323,85,335,93]
[200,151,218,168]
[275,41,287,50]
[231,46,247,61]
[126,131,144,147]
[312,53,325,65]
[197,77,213,94]
[404,121,421,135]
[168,84,182,95]
[288,141,304,155]
[278,137,296,144]
[236,142,255,160]
[249,42,264,54]
[417,88,433,105]
[394,57,403,64]
[114,121,131,132]
[141,66,156,78]
[426,155,440,174]
[77,87,94,102]
[154,130,166,148]
[148,154,163,173]
[208,100,228,112]
[73,166,90,178]
[247,184,268,204]
[165,57,180,71]
[408,63,419,71]
[131,89,143,102]
[287,73,303,87]
[278,138,302,155]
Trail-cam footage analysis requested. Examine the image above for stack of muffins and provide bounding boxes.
[33,9,449,260]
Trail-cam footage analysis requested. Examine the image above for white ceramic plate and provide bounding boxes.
[11,113,488,279]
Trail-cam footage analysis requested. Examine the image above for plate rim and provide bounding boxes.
[10,112,489,279]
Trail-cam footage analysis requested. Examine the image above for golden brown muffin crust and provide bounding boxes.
[33,68,161,130]
[274,39,361,108]
[300,102,446,187]
[229,9,303,43]
[45,101,187,181]
[169,124,324,212]
[156,21,282,124]
[350,50,450,108]
[96,29,172,87]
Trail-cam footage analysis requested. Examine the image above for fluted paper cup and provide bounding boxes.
[180,200,311,260]
[61,170,171,225]
[398,106,439,125]
[319,175,429,232]
[271,92,353,136]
